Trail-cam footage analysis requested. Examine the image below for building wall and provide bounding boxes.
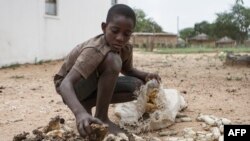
[0,0,41,67]
[117,0,128,4]
[131,34,177,48]
[154,35,177,47]
[244,40,250,47]
[188,40,215,47]
[0,0,112,67]
[216,42,236,47]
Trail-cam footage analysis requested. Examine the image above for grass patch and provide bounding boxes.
[0,59,53,69]
[34,60,52,65]
[136,46,250,54]
[0,63,21,69]
[10,75,25,79]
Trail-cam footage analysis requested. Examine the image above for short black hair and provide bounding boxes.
[106,4,136,27]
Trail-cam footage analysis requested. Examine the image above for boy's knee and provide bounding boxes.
[115,76,144,93]
[101,52,122,74]
[134,78,144,88]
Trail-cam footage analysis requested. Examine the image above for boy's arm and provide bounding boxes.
[122,67,161,83]
[59,69,103,137]
[121,47,161,83]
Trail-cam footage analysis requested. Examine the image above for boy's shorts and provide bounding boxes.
[74,72,142,101]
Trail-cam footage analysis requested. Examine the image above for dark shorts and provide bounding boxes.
[74,72,142,101]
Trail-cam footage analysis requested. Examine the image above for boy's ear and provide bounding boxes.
[101,22,107,32]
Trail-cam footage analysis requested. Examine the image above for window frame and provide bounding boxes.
[111,0,118,6]
[45,0,58,16]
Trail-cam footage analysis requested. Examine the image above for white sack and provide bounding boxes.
[114,79,187,133]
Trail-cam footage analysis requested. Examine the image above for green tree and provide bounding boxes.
[134,9,163,32]
[231,3,250,42]
[213,12,239,40]
[194,21,216,38]
[179,0,250,43]
[236,0,244,5]
[194,21,210,34]
[214,3,250,43]
[179,27,195,40]
[213,1,250,43]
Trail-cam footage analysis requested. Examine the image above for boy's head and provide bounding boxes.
[102,4,136,51]
[106,4,136,27]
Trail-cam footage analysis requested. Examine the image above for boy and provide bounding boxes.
[54,4,161,137]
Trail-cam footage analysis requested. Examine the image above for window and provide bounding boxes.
[45,0,57,16]
[111,0,117,6]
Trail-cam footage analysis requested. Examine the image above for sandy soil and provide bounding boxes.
[0,52,249,141]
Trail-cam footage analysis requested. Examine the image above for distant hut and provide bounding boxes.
[216,36,236,47]
[244,38,250,47]
[188,33,215,47]
[192,33,208,40]
[176,37,186,47]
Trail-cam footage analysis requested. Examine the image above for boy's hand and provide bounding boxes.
[75,113,105,137]
[145,73,161,83]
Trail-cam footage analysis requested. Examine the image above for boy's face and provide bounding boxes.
[102,14,134,52]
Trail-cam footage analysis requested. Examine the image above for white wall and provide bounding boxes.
[0,0,40,66]
[0,0,111,67]
[40,0,111,61]
[117,0,128,4]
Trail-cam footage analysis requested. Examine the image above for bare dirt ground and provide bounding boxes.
[0,52,249,141]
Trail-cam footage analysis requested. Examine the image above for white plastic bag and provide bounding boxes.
[114,79,187,133]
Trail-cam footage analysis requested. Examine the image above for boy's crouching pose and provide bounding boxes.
[54,4,161,137]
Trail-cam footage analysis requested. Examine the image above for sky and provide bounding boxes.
[127,0,250,34]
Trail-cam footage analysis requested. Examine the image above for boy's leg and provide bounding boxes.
[74,72,98,115]
[94,52,122,122]
[91,52,122,134]
[76,52,143,134]
[73,70,144,115]
[80,75,143,134]
[81,76,143,106]
[111,76,143,103]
